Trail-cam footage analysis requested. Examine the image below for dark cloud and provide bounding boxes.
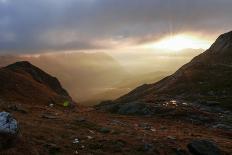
[0,0,231,53]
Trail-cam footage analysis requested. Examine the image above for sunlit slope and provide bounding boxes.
[116,31,232,110]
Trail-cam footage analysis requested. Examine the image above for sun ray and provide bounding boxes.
[144,34,211,51]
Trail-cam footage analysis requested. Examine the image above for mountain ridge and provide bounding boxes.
[100,31,232,111]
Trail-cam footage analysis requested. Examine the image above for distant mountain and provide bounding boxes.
[0,52,129,104]
[99,31,232,112]
[0,61,74,106]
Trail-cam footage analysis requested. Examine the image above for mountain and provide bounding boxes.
[0,41,231,155]
[0,52,129,104]
[0,61,74,106]
[0,52,175,105]
[97,31,232,119]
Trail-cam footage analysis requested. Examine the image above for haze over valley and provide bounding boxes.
[0,0,231,154]
[0,48,203,105]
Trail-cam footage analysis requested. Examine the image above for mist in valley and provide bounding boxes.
[0,48,203,105]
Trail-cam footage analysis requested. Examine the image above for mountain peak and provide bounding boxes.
[209,31,232,55]
[6,61,33,68]
[5,61,44,74]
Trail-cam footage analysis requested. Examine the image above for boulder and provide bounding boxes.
[0,112,19,149]
[187,140,222,155]
[0,112,18,134]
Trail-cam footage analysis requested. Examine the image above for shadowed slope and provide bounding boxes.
[0,61,74,106]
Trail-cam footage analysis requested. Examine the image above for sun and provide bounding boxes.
[144,34,211,51]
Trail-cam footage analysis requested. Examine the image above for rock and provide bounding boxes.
[73,138,80,144]
[139,123,152,130]
[119,102,151,115]
[204,101,220,106]
[97,101,153,115]
[8,105,28,114]
[187,140,222,155]
[49,103,54,107]
[87,136,93,140]
[110,120,128,126]
[99,127,111,133]
[44,143,61,155]
[0,112,18,134]
[150,128,156,132]
[172,148,188,155]
[41,114,58,119]
[160,126,167,130]
[212,124,232,130]
[167,136,176,140]
[0,112,19,149]
[76,117,86,122]
[116,102,152,115]
[137,143,154,152]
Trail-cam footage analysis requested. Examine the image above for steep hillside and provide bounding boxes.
[0,61,74,106]
[114,31,232,110]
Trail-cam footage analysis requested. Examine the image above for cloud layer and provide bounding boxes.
[0,0,231,53]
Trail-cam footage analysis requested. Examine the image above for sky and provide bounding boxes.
[0,0,232,54]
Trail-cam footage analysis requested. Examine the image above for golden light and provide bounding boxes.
[144,34,211,51]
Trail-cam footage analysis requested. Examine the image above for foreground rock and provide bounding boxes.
[187,140,222,155]
[0,112,19,150]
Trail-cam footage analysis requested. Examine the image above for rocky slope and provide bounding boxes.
[103,31,232,110]
[96,31,232,134]
[116,32,232,109]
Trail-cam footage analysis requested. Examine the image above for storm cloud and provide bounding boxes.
[0,0,231,53]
